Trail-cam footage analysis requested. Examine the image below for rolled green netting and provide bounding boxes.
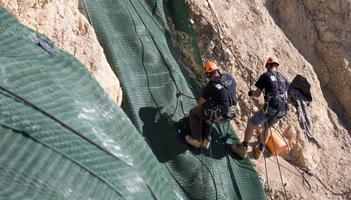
[0,7,180,200]
[81,0,265,199]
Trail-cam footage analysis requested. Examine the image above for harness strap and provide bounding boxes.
[212,77,236,107]
[205,75,236,123]
[267,71,287,97]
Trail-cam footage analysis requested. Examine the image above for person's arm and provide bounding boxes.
[248,88,262,98]
[285,77,290,97]
[249,73,265,97]
[199,83,211,107]
[252,88,262,97]
[198,97,207,107]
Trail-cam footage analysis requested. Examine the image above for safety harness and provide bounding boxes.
[204,75,237,123]
[264,71,288,121]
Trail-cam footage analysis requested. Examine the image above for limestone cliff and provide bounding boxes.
[1,0,350,199]
[267,0,351,122]
[0,0,123,105]
[188,0,351,199]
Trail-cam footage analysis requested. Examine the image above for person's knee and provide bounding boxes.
[268,117,280,126]
[249,110,267,126]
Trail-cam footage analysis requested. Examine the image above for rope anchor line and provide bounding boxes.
[295,166,351,196]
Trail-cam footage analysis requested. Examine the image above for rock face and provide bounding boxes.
[266,0,351,122]
[1,0,350,199]
[188,0,351,199]
[0,0,123,105]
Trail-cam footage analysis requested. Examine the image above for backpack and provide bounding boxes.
[288,74,312,102]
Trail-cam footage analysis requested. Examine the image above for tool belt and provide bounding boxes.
[204,104,235,124]
[266,94,288,111]
[264,94,288,120]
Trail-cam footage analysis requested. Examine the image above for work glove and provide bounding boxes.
[248,90,253,97]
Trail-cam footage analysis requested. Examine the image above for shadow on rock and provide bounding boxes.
[139,107,189,163]
[140,106,242,162]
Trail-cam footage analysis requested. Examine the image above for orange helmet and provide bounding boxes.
[265,56,279,68]
[204,61,219,73]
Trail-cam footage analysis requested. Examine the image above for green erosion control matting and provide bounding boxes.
[0,7,180,200]
[82,0,265,199]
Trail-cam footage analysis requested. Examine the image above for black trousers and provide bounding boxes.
[189,106,212,140]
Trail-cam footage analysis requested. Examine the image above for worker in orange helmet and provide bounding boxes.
[185,60,237,149]
[231,56,289,159]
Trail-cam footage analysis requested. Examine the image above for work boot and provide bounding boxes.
[231,144,247,159]
[253,145,264,159]
[185,135,202,148]
[202,136,211,149]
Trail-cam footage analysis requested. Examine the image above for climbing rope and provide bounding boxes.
[85,0,194,116]
[263,152,270,191]
[189,1,262,127]
[195,143,218,200]
[187,4,350,198]
[205,0,225,38]
[279,160,351,197]
[80,0,93,25]
[270,128,288,200]
[294,166,351,196]
[208,125,218,200]
[264,127,349,198]
[145,135,205,200]
[262,123,271,197]
[260,127,349,199]
[197,129,206,197]
[188,0,256,84]
[127,4,221,199]
[129,0,188,95]
[129,8,161,112]
[176,91,196,100]
[312,173,351,196]
[197,123,218,200]
[170,91,196,119]
[76,1,268,199]
[128,12,209,199]
[127,3,197,122]
[223,122,231,199]
[295,166,313,191]
[163,162,202,200]
[84,0,199,120]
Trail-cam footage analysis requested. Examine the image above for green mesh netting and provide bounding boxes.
[81,0,265,199]
[0,7,180,200]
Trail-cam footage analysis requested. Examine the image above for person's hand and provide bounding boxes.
[248,90,253,97]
